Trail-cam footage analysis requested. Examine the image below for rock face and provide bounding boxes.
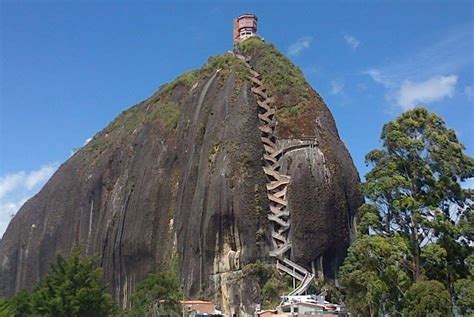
[0,38,362,314]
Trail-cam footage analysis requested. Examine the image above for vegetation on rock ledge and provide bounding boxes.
[82,52,248,160]
[238,37,315,136]
[124,255,183,317]
[242,261,292,309]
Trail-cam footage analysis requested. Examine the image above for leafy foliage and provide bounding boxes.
[238,37,313,135]
[0,247,116,317]
[150,101,180,130]
[82,51,249,160]
[453,255,474,314]
[239,37,308,98]
[454,278,474,315]
[403,280,452,317]
[339,235,411,316]
[32,247,115,316]
[125,255,183,316]
[126,272,183,317]
[0,291,31,317]
[261,275,293,309]
[242,261,292,309]
[340,108,474,315]
[361,107,473,280]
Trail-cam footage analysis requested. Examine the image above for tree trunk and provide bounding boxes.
[410,215,420,282]
[414,244,420,282]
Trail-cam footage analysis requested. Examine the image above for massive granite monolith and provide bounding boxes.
[0,38,362,315]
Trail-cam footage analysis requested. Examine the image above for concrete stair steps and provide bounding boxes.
[271,231,287,243]
[263,153,278,165]
[259,125,273,134]
[270,205,285,215]
[269,243,291,258]
[265,167,290,181]
[258,113,272,124]
[267,193,288,206]
[266,178,290,190]
[268,214,290,227]
[251,87,269,99]
[248,76,264,86]
[271,187,287,199]
[237,53,315,298]
[261,136,276,148]
[257,100,272,111]
[276,262,305,281]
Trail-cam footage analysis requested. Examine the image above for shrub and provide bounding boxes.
[403,280,452,317]
[0,247,116,317]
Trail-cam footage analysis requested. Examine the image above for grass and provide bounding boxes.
[81,50,251,160]
[201,54,249,81]
[239,37,309,97]
[208,142,221,172]
[158,70,201,97]
[150,101,180,130]
[238,37,313,133]
[158,53,249,99]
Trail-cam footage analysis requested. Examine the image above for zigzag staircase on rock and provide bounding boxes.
[234,53,314,296]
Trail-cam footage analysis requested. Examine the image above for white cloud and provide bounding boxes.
[330,80,344,95]
[363,24,471,111]
[363,69,394,87]
[465,85,474,100]
[288,36,312,56]
[0,164,57,196]
[25,165,57,190]
[395,75,458,110]
[0,163,58,237]
[0,199,27,237]
[364,24,472,86]
[72,137,93,156]
[344,34,360,49]
[0,173,25,200]
[1,199,27,219]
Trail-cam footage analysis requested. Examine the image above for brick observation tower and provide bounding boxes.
[233,13,258,45]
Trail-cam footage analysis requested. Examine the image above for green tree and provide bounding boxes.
[127,272,183,317]
[30,247,116,316]
[0,247,116,317]
[31,248,115,316]
[360,108,473,284]
[0,291,31,317]
[403,280,452,317]
[339,235,411,316]
[453,255,474,315]
[454,278,474,315]
[126,255,183,316]
[340,108,474,315]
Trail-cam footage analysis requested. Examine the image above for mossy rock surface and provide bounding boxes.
[83,53,249,160]
[238,37,322,138]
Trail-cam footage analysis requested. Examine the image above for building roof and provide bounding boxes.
[181,300,215,305]
[258,309,277,314]
[237,13,258,20]
[280,302,325,309]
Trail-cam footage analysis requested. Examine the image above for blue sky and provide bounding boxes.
[1,0,473,236]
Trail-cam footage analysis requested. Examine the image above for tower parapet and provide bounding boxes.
[233,14,258,45]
